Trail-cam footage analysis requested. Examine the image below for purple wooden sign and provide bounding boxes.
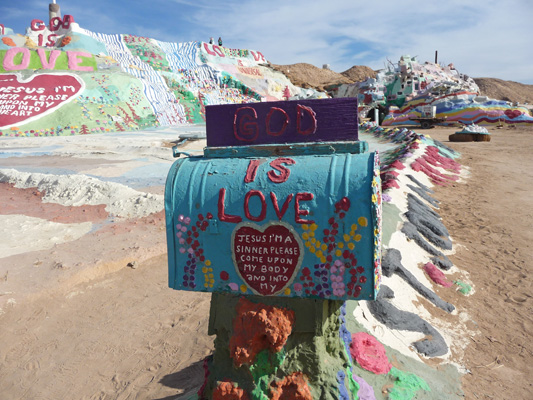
[205,98,358,147]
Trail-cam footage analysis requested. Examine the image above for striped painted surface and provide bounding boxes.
[68,29,300,127]
[154,40,200,72]
[78,28,183,126]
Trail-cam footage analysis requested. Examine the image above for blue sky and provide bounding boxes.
[2,0,532,83]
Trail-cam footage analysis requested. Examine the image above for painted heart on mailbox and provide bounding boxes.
[232,222,304,296]
[0,73,84,129]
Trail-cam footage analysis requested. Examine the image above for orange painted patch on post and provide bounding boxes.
[229,297,295,367]
[270,372,313,400]
[213,381,250,400]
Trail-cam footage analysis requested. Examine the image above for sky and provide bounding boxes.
[1,0,532,83]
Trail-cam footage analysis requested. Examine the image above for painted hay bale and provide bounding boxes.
[474,134,491,142]
[449,133,475,142]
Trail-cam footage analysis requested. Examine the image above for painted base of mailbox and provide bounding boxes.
[199,293,359,399]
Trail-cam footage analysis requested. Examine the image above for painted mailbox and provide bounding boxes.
[165,98,382,300]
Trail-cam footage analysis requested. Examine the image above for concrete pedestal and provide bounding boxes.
[199,293,360,399]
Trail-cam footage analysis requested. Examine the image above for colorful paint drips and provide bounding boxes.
[249,349,286,399]
[454,280,473,295]
[352,375,377,400]
[213,381,250,400]
[270,372,313,400]
[424,262,453,287]
[386,367,430,400]
[350,332,391,375]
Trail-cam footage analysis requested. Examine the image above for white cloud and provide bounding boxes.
[181,0,533,82]
[3,0,532,82]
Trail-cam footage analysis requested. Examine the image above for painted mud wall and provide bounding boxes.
[381,91,533,126]
[0,14,325,137]
[331,55,533,126]
[345,123,468,399]
[182,123,470,399]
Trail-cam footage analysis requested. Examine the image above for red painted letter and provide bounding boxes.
[268,158,296,183]
[203,42,217,56]
[244,190,267,222]
[218,188,242,223]
[296,104,317,135]
[62,15,75,30]
[270,192,293,220]
[45,34,58,47]
[49,17,63,32]
[30,19,45,31]
[251,51,265,62]
[295,192,315,224]
[234,107,258,142]
[266,107,289,136]
[244,159,262,183]
[212,45,225,57]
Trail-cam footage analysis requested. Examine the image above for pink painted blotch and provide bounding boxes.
[67,51,94,71]
[424,262,453,287]
[3,47,31,71]
[350,332,391,375]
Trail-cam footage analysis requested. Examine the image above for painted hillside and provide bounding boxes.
[329,55,533,126]
[2,11,532,139]
[0,13,326,138]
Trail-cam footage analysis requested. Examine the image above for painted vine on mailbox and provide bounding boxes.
[174,200,374,299]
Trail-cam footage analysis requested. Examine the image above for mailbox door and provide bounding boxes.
[165,152,381,300]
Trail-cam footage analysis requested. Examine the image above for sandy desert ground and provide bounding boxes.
[430,126,532,399]
[0,125,531,400]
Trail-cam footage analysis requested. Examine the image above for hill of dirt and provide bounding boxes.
[474,78,533,104]
[340,65,377,82]
[271,62,532,106]
[270,63,376,92]
[270,63,354,91]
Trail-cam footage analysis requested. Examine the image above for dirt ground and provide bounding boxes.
[0,125,531,399]
[0,229,213,399]
[427,125,533,399]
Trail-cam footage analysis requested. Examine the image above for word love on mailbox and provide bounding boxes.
[165,98,382,300]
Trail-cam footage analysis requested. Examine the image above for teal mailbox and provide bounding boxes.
[165,98,382,300]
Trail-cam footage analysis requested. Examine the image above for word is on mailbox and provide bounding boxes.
[165,98,382,300]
